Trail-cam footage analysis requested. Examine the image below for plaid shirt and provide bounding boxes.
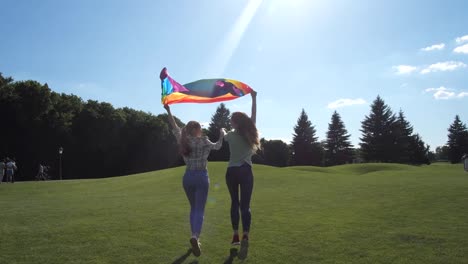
[173,127,223,170]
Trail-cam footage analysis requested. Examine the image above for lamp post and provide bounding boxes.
[59,147,63,180]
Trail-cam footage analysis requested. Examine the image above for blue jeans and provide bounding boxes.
[6,169,14,183]
[183,170,209,237]
[226,163,254,232]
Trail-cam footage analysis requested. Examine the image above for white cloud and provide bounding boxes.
[420,61,466,74]
[327,98,367,109]
[425,87,456,99]
[392,65,418,75]
[455,35,468,44]
[454,44,468,54]
[425,87,468,100]
[421,43,445,51]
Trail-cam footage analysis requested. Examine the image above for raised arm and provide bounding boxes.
[164,104,179,130]
[205,128,226,150]
[250,90,257,125]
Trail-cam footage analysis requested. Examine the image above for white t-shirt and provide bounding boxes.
[6,161,17,171]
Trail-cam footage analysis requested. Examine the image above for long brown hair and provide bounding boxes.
[231,112,259,150]
[180,121,201,156]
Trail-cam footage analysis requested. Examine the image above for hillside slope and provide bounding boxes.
[1,162,467,263]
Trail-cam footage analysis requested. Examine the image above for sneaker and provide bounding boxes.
[190,237,201,257]
[242,234,249,241]
[231,234,240,246]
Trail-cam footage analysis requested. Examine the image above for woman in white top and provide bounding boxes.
[5,158,17,183]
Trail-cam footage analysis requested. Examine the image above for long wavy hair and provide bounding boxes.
[231,112,259,150]
[180,121,201,156]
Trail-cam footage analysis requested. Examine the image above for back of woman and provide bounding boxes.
[224,91,258,259]
[164,104,225,257]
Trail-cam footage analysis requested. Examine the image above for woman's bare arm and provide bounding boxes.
[251,91,257,125]
[164,104,179,130]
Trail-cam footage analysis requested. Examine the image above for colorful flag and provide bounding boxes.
[160,67,254,105]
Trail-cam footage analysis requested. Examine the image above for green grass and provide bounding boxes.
[1,162,468,264]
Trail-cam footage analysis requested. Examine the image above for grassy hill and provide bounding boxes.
[1,162,467,264]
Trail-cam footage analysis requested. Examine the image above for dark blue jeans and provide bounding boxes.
[226,163,254,232]
[183,170,209,237]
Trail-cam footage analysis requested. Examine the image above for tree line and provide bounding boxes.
[1,73,183,180]
[1,73,467,180]
[207,97,467,167]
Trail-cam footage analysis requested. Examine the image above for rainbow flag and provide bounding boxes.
[160,67,254,105]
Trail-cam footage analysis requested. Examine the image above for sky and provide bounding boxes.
[1,0,468,150]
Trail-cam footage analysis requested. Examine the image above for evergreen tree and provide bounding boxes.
[409,134,430,164]
[394,110,414,163]
[360,96,397,162]
[291,109,321,166]
[447,115,468,163]
[207,103,231,161]
[324,111,353,166]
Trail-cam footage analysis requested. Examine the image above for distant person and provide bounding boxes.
[36,164,45,180]
[223,91,259,257]
[0,159,5,183]
[463,154,468,172]
[5,158,17,183]
[164,104,225,257]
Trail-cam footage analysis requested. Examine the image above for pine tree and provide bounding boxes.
[394,110,414,163]
[359,96,397,162]
[447,115,468,163]
[291,109,321,165]
[409,134,430,164]
[325,111,353,166]
[207,103,231,161]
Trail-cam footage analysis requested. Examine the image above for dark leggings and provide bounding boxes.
[226,163,253,232]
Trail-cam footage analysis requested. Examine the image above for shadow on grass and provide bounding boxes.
[223,248,238,264]
[171,249,192,264]
[238,240,249,260]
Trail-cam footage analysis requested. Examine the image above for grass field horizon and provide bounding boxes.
[1,162,468,264]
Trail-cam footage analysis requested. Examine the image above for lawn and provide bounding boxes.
[1,162,467,264]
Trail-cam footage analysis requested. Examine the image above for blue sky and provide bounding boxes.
[1,0,468,150]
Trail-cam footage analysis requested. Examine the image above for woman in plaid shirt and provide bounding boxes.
[164,104,225,257]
